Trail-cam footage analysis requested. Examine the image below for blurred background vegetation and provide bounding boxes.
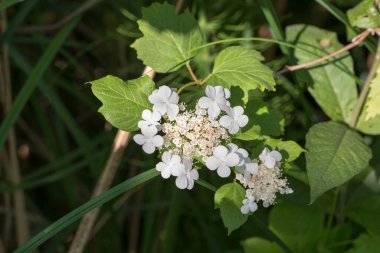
[0,0,376,252]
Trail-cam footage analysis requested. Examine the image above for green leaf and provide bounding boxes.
[269,203,324,253]
[236,99,284,140]
[364,69,380,120]
[264,138,305,162]
[241,237,284,253]
[347,234,380,253]
[0,18,78,148]
[357,66,380,135]
[357,112,380,135]
[346,195,380,236]
[89,75,155,131]
[347,0,380,29]
[306,121,372,203]
[214,182,248,234]
[131,2,205,73]
[286,24,358,124]
[14,169,159,253]
[206,46,276,100]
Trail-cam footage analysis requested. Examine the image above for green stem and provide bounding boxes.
[177,81,198,94]
[350,38,380,128]
[186,62,200,83]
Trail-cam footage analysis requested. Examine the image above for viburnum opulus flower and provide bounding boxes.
[133,84,292,213]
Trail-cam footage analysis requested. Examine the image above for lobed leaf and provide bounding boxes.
[90,75,155,131]
[206,46,275,100]
[305,121,372,203]
[131,2,205,73]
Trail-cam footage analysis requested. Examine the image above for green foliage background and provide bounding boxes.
[1,0,380,253]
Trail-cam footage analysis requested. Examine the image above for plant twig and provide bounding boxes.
[0,7,30,246]
[186,62,200,83]
[350,37,380,128]
[278,28,380,75]
[177,81,197,94]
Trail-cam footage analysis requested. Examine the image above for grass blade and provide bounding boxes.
[14,169,159,253]
[0,18,79,148]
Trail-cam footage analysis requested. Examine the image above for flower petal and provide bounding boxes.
[264,156,276,169]
[213,146,228,160]
[170,154,181,164]
[224,88,231,99]
[152,135,164,147]
[241,204,250,214]
[228,121,240,134]
[217,163,231,177]
[197,97,211,108]
[141,109,151,121]
[237,115,249,127]
[208,102,221,118]
[190,169,199,180]
[166,104,179,120]
[155,162,165,172]
[227,143,238,153]
[219,115,232,129]
[161,151,171,163]
[205,156,221,171]
[151,111,162,122]
[205,85,215,98]
[249,201,258,212]
[233,106,244,116]
[148,91,161,104]
[142,142,155,154]
[175,176,188,189]
[226,153,240,167]
[187,179,194,190]
[161,168,171,179]
[153,103,166,115]
[158,86,172,99]
[270,150,282,162]
[172,164,185,177]
[168,92,179,104]
[133,134,146,145]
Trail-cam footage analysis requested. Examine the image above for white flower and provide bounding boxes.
[155,151,183,179]
[173,158,199,190]
[259,147,282,169]
[138,109,161,130]
[228,143,248,168]
[219,106,248,134]
[205,145,240,177]
[197,86,230,118]
[133,125,163,154]
[241,190,258,214]
[242,159,259,180]
[149,85,179,120]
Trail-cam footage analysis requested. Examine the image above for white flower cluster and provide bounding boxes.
[133,84,292,212]
[237,148,293,214]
